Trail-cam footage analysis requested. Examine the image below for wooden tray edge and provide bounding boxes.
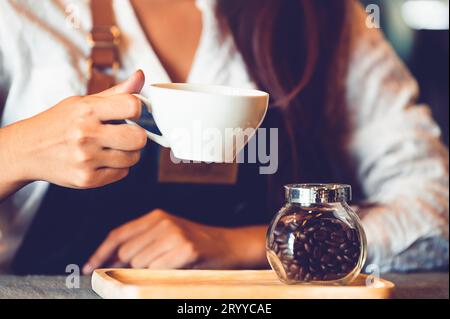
[91,269,395,299]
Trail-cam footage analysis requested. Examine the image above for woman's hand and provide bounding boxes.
[1,71,148,193]
[83,209,268,274]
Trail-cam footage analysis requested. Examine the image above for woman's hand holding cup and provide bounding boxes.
[6,71,148,189]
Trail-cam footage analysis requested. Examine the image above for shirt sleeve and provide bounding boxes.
[345,3,449,272]
[0,9,8,119]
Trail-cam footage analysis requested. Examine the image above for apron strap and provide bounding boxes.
[87,0,120,94]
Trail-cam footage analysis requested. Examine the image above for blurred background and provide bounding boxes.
[360,0,449,145]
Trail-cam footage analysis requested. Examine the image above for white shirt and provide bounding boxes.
[0,0,448,274]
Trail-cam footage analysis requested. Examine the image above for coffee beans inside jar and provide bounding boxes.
[266,184,367,285]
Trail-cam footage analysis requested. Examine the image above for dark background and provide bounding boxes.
[360,0,449,145]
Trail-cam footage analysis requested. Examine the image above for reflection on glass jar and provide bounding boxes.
[266,184,367,285]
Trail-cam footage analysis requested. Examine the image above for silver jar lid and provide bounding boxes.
[285,184,352,204]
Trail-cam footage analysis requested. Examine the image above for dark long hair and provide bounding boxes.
[217,0,354,209]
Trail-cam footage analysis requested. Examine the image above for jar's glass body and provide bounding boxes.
[266,201,367,285]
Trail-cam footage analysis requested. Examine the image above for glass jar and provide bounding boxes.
[266,184,367,285]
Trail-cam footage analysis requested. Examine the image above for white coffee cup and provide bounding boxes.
[127,83,269,163]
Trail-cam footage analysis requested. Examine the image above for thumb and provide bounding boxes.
[96,70,145,97]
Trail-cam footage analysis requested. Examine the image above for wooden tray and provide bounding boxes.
[92,269,394,299]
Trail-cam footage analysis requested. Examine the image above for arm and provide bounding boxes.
[346,4,449,272]
[0,124,31,199]
[0,29,23,199]
[83,209,269,273]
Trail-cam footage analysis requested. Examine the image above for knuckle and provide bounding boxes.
[71,124,93,146]
[117,168,130,180]
[107,229,120,242]
[130,151,141,165]
[126,95,141,118]
[74,148,93,164]
[78,98,96,118]
[117,246,129,263]
[124,126,147,150]
[174,230,186,242]
[76,135,91,146]
[159,218,174,229]
[75,169,96,188]
[153,209,167,218]
[139,131,148,148]
[133,128,148,149]
[130,257,143,269]
[185,242,199,260]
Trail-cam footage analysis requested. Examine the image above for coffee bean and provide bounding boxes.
[343,255,353,263]
[309,263,320,273]
[313,246,323,259]
[296,250,306,258]
[321,254,332,264]
[344,248,356,256]
[306,226,318,233]
[313,274,323,281]
[296,232,307,241]
[304,273,312,282]
[331,232,345,243]
[281,253,294,261]
[329,219,343,229]
[279,243,289,249]
[298,267,306,280]
[327,247,339,255]
[325,240,340,248]
[298,257,309,267]
[323,273,338,281]
[273,228,284,236]
[327,266,339,274]
[327,261,337,268]
[289,264,299,273]
[313,230,327,241]
[281,249,292,257]
[346,229,356,241]
[341,263,351,272]
[275,234,287,243]
[304,242,312,253]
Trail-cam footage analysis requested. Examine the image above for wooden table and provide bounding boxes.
[0,272,448,299]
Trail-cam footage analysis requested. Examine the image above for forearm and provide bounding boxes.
[0,121,31,200]
[224,225,269,269]
[0,122,30,201]
[356,193,449,272]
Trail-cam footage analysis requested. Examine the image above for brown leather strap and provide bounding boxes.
[87,0,121,94]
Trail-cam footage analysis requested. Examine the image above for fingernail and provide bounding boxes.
[133,69,143,77]
[82,263,93,275]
